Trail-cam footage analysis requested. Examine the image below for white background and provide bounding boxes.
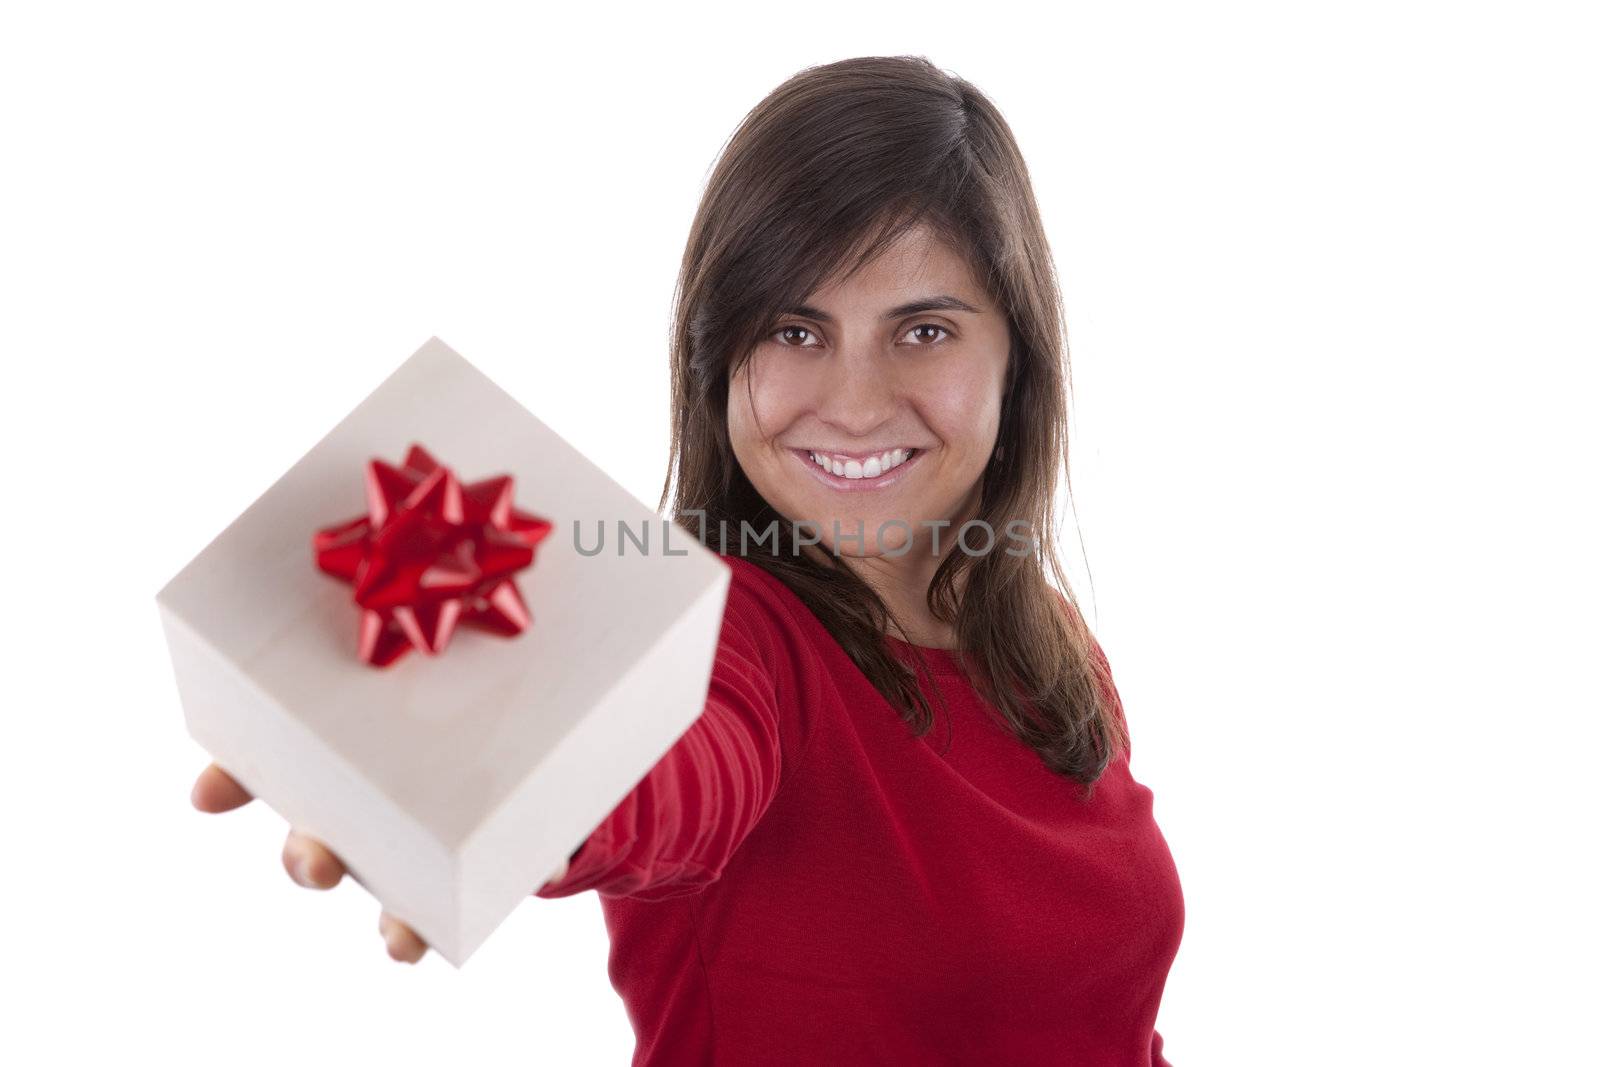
[3,2,1595,1064]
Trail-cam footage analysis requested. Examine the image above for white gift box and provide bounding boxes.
[156,336,729,966]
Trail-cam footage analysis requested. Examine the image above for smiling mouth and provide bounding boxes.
[790,446,925,490]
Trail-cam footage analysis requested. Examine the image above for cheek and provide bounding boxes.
[728,351,809,446]
[919,369,1002,453]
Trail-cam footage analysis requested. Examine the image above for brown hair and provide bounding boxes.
[658,55,1129,796]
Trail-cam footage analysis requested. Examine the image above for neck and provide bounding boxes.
[852,550,961,649]
[800,486,982,650]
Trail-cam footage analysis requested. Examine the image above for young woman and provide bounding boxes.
[191,55,1185,1065]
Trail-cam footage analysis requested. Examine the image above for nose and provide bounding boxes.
[811,339,899,438]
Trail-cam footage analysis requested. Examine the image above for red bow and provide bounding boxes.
[312,444,553,667]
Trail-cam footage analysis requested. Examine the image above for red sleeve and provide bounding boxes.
[533,559,795,902]
[1152,1027,1172,1065]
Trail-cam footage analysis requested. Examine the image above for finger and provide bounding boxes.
[379,910,428,964]
[282,829,347,890]
[191,762,254,813]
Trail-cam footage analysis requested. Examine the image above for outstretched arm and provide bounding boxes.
[535,563,794,901]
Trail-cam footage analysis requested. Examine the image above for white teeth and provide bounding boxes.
[807,447,915,480]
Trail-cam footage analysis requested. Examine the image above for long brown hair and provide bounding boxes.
[658,55,1129,796]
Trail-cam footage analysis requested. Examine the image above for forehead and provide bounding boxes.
[809,223,982,306]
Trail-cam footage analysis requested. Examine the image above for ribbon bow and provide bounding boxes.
[312,443,553,667]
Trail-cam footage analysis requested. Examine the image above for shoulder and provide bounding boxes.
[707,553,830,771]
[712,552,838,690]
[1051,587,1132,754]
[716,553,818,653]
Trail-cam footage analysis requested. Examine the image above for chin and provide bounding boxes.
[811,511,912,556]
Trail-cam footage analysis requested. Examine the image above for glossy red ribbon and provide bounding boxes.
[312,443,552,667]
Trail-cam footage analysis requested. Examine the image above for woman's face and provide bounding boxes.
[727,223,1011,559]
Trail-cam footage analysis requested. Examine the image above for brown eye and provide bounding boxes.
[773,324,819,347]
[905,323,951,345]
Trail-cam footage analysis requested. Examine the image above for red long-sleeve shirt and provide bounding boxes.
[536,552,1184,1065]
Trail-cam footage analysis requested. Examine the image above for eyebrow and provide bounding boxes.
[779,294,984,324]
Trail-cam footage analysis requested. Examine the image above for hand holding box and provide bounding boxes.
[157,337,729,966]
